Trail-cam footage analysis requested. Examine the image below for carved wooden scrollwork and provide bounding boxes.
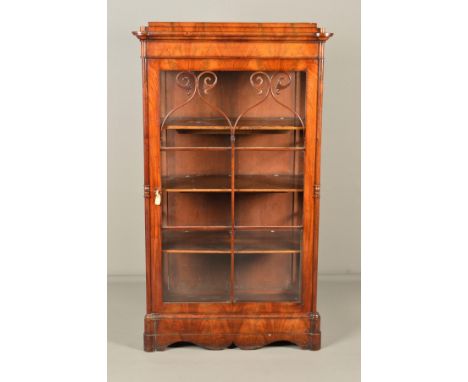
[234,71,305,130]
[161,71,304,133]
[161,71,233,132]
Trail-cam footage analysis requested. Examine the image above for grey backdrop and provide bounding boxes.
[108,0,360,276]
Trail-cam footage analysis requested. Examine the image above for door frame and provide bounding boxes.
[144,58,320,315]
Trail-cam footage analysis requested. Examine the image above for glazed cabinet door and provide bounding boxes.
[147,62,318,313]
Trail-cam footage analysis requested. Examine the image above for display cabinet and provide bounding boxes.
[133,22,332,351]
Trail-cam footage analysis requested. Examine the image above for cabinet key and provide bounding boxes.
[154,189,162,206]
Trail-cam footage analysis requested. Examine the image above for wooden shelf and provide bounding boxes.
[163,174,303,192]
[162,230,231,253]
[160,146,304,151]
[236,175,303,192]
[164,117,303,134]
[162,228,302,254]
[164,175,231,192]
[235,147,305,151]
[235,229,302,253]
[161,146,230,151]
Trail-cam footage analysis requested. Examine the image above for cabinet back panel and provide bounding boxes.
[162,151,231,176]
[163,130,230,147]
[165,193,231,227]
[235,193,302,227]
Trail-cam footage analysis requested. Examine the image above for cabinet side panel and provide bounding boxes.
[312,43,326,312]
[302,63,319,312]
[147,60,163,312]
[140,43,152,313]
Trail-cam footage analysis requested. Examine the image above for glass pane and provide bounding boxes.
[234,253,301,302]
[159,70,306,305]
[163,253,230,302]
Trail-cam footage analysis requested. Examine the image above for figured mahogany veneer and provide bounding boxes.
[134,22,332,351]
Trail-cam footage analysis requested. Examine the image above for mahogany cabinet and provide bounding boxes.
[133,22,332,351]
